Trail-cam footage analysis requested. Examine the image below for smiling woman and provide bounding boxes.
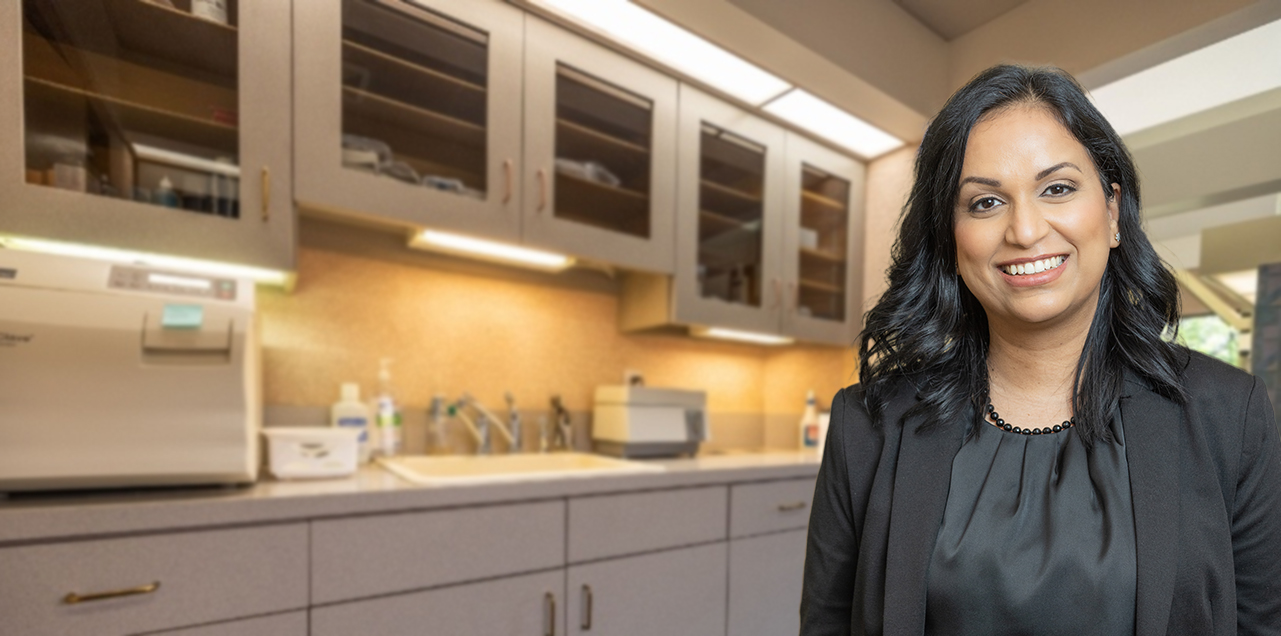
[800,65,1281,635]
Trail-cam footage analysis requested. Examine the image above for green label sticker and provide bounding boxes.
[162,304,204,329]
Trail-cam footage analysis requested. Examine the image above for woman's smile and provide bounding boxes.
[998,254,1068,287]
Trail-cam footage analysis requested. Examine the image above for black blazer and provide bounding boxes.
[801,351,1281,635]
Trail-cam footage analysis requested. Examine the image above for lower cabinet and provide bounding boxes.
[311,570,563,636]
[148,611,308,636]
[727,529,808,636]
[565,542,728,636]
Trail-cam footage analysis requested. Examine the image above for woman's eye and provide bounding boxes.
[1044,183,1076,197]
[970,197,1001,212]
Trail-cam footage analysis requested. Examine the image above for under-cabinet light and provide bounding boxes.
[0,236,290,286]
[763,89,904,159]
[1090,17,1281,136]
[532,0,792,106]
[693,326,793,346]
[410,230,574,272]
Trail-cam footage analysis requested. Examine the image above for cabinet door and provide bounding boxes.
[728,530,807,636]
[312,570,563,636]
[565,543,727,636]
[522,16,678,274]
[0,0,293,270]
[782,133,865,344]
[674,85,787,334]
[294,0,522,239]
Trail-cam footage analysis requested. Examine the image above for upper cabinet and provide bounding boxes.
[782,134,865,344]
[521,17,677,274]
[622,86,865,346]
[293,0,524,240]
[294,1,677,273]
[0,0,294,270]
[673,85,787,334]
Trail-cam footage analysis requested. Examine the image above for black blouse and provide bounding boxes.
[924,414,1137,635]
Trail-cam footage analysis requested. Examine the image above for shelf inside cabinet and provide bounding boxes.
[699,209,757,242]
[700,179,762,220]
[801,189,844,211]
[343,38,483,93]
[342,85,484,147]
[24,76,238,153]
[554,172,650,238]
[106,0,237,77]
[798,278,844,294]
[799,247,845,264]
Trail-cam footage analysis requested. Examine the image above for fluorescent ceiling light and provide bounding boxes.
[1091,17,1281,136]
[693,326,793,346]
[411,230,573,271]
[1214,269,1259,303]
[763,89,903,159]
[0,236,290,286]
[533,0,791,105]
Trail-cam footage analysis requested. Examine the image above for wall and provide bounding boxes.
[259,218,854,452]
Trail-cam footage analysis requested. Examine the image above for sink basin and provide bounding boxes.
[378,452,665,486]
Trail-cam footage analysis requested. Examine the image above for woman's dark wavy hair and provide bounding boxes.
[859,64,1186,443]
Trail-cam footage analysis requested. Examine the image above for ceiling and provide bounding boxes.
[891,0,1029,40]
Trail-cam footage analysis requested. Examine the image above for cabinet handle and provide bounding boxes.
[778,501,808,512]
[260,166,271,222]
[502,159,513,204]
[63,581,160,605]
[581,584,593,630]
[545,592,556,636]
[537,168,548,212]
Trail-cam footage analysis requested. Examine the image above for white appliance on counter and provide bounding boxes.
[592,386,708,458]
[0,249,259,492]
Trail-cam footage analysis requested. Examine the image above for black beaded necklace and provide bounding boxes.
[985,402,1075,435]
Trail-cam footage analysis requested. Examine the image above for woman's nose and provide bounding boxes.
[1005,203,1050,247]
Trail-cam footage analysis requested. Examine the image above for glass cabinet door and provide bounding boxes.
[293,0,523,240]
[522,17,677,274]
[674,86,785,334]
[782,133,864,345]
[0,0,293,270]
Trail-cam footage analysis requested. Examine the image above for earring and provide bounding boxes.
[1115,232,1121,242]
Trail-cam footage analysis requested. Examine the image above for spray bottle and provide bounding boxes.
[375,358,402,457]
[799,389,821,451]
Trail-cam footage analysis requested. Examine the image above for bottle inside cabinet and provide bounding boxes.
[552,65,653,238]
[341,0,487,199]
[697,124,765,307]
[796,164,850,322]
[22,0,242,217]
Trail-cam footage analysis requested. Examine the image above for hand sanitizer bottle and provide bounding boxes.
[375,358,402,457]
[800,390,821,451]
[331,383,372,463]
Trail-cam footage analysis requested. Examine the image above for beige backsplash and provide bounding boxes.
[259,218,858,450]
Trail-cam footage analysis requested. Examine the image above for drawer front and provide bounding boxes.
[0,524,308,636]
[569,486,727,563]
[728,530,807,635]
[312,570,563,636]
[149,611,308,636]
[311,500,565,604]
[730,478,816,538]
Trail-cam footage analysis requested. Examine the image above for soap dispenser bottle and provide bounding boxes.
[374,358,402,457]
[800,390,821,451]
[331,382,372,463]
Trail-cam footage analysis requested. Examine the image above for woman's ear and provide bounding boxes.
[1108,182,1121,246]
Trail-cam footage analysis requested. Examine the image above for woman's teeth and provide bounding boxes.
[1002,256,1065,276]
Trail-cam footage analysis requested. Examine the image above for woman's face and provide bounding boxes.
[954,105,1120,332]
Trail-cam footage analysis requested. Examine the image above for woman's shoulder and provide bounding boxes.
[1178,348,1259,398]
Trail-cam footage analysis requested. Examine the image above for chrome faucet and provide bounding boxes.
[548,395,573,451]
[453,394,517,455]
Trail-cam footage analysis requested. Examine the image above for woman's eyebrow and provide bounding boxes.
[1035,161,1081,180]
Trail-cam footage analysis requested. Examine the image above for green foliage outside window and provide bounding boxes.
[1177,315,1240,366]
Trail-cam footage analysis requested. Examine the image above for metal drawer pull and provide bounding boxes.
[581,584,593,630]
[778,501,808,512]
[545,592,556,636]
[502,159,513,204]
[63,581,160,605]
[260,166,271,222]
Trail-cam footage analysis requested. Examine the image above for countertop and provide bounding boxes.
[0,452,821,546]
